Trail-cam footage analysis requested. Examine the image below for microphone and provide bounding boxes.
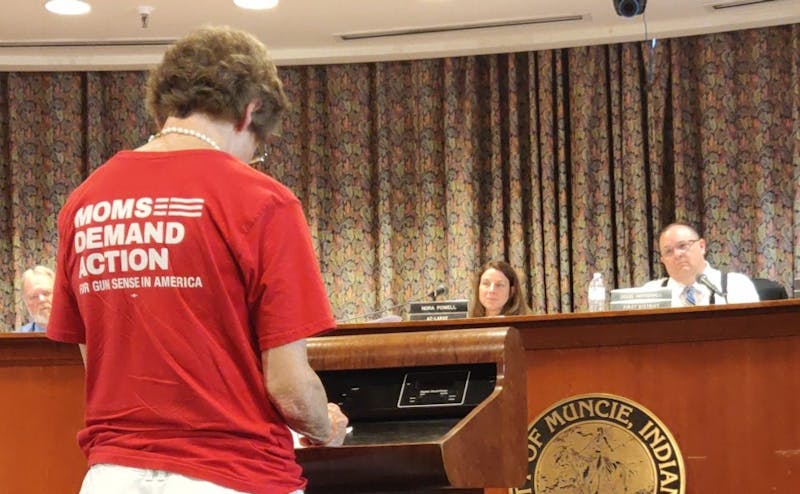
[336,300,407,324]
[337,284,449,323]
[427,284,447,300]
[696,273,726,298]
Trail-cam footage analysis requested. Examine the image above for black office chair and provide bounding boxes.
[751,278,788,301]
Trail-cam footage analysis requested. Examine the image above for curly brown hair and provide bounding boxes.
[146,25,289,142]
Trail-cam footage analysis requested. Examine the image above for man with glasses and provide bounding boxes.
[15,265,54,332]
[642,223,759,306]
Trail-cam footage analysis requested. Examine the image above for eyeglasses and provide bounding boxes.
[659,239,700,259]
[25,290,53,303]
[248,144,269,166]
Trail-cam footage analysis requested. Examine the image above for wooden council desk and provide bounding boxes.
[1,300,798,493]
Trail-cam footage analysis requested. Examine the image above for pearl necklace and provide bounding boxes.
[149,126,221,150]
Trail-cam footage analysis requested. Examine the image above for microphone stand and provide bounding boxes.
[336,300,407,324]
[337,284,448,323]
[696,274,727,299]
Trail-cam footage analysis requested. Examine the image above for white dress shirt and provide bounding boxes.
[642,262,760,307]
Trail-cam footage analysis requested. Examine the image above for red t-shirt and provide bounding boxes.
[48,149,335,494]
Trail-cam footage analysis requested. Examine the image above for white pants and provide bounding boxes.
[79,464,304,494]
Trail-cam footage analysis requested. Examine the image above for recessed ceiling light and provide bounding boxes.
[233,0,279,10]
[45,0,91,16]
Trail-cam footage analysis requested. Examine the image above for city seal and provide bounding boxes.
[510,393,685,494]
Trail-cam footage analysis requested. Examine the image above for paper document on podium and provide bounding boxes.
[292,427,354,448]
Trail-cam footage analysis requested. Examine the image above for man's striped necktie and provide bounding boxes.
[684,285,696,306]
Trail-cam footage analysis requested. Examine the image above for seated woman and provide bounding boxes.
[468,260,532,317]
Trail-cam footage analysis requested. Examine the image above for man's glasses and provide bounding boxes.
[659,239,699,259]
[25,290,53,304]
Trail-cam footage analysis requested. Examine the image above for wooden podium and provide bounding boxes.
[339,299,800,494]
[297,327,527,494]
[0,335,86,494]
[1,300,798,494]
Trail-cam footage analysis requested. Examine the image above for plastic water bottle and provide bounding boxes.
[588,272,606,312]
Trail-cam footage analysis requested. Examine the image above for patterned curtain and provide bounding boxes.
[0,24,797,330]
[0,72,152,329]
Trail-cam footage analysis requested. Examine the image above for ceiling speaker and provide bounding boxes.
[614,0,647,17]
